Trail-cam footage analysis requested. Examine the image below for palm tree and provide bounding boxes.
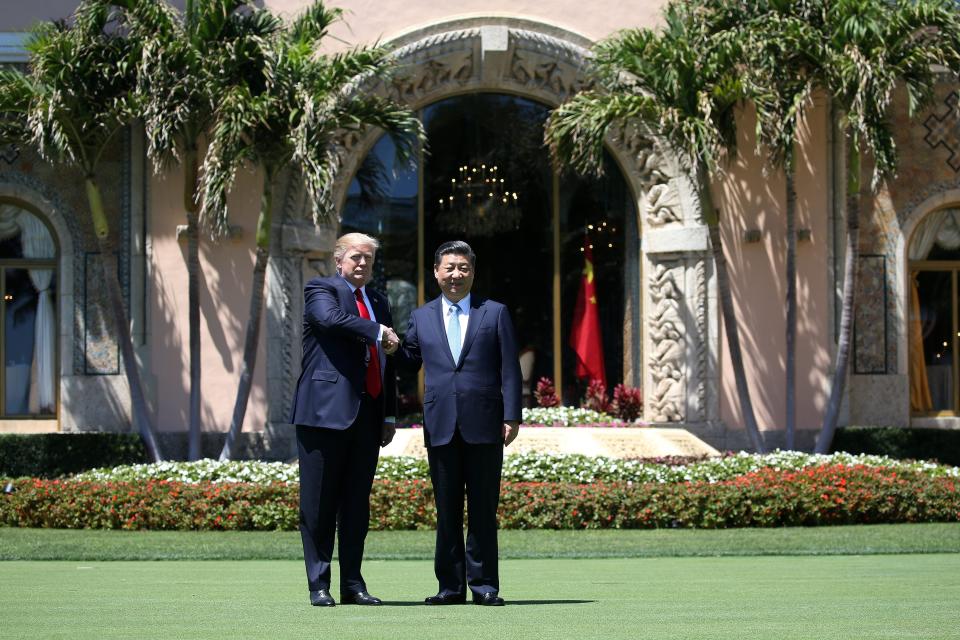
[204,1,424,460]
[739,1,822,449]
[545,0,767,452]
[135,0,281,460]
[0,0,165,461]
[813,0,960,453]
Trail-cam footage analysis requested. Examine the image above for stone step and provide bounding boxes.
[381,426,721,459]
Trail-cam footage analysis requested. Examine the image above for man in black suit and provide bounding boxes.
[289,232,399,607]
[398,240,521,606]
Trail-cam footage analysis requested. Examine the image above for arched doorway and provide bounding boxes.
[0,202,58,419]
[341,93,637,413]
[908,207,960,415]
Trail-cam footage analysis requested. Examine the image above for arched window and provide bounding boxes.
[0,203,57,418]
[342,93,638,413]
[909,208,960,415]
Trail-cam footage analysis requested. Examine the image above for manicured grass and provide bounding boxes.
[3,555,960,639]
[2,523,960,561]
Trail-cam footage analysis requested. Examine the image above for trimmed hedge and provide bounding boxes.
[3,464,958,530]
[833,427,960,466]
[0,433,145,478]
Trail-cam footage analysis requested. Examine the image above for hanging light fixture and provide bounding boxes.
[435,163,520,236]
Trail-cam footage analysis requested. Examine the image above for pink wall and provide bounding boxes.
[148,164,267,434]
[3,1,664,42]
[716,100,833,437]
[267,1,664,45]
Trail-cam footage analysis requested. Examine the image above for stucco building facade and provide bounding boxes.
[1,1,957,457]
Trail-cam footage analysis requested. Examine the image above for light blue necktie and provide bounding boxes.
[446,303,462,363]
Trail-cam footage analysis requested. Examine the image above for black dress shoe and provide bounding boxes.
[340,590,382,605]
[472,592,505,606]
[309,589,335,607]
[424,592,466,605]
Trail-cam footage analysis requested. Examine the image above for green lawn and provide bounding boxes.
[3,555,960,639]
[3,522,960,560]
[4,526,960,639]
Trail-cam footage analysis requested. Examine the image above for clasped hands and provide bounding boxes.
[381,326,400,354]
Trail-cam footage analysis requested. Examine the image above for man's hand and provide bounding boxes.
[382,326,399,355]
[380,422,396,447]
[503,421,519,446]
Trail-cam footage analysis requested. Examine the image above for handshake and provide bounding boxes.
[381,326,400,355]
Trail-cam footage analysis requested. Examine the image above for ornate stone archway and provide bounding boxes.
[267,17,720,440]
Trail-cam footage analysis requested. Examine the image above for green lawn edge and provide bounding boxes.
[3,523,959,561]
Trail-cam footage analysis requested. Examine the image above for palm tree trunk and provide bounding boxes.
[785,164,797,450]
[816,141,860,453]
[699,167,766,453]
[86,177,164,462]
[218,177,272,461]
[184,147,202,461]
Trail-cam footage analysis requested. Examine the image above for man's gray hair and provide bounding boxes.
[334,232,380,261]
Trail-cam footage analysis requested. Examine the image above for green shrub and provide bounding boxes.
[833,427,960,466]
[0,433,145,479]
[4,464,958,530]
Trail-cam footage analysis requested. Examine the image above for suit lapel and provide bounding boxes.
[457,297,486,366]
[429,297,458,368]
[335,276,360,317]
[367,288,388,323]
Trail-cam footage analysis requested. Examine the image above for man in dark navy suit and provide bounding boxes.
[289,232,400,607]
[398,240,521,606]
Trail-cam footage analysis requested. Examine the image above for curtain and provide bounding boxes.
[16,211,56,414]
[0,205,21,240]
[908,208,960,413]
[909,274,933,412]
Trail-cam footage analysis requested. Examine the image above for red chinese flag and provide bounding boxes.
[569,238,606,386]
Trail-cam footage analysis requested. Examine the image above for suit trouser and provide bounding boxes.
[427,429,504,596]
[296,395,381,593]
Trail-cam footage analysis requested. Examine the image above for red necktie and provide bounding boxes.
[354,288,382,398]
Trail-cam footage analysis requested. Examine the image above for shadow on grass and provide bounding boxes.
[507,600,596,605]
[379,600,596,606]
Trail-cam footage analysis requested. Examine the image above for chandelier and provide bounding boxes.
[434,163,521,236]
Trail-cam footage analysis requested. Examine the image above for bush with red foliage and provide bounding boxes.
[611,384,643,421]
[534,377,560,407]
[3,464,957,530]
[581,379,609,413]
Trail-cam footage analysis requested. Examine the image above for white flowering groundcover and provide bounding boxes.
[72,450,960,485]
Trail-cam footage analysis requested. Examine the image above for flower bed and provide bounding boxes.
[68,451,960,485]
[3,463,958,531]
[520,406,628,427]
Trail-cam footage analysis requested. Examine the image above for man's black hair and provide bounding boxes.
[434,240,476,267]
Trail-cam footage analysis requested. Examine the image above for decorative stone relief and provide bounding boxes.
[389,51,475,103]
[0,144,18,165]
[922,92,960,172]
[610,125,682,227]
[647,262,685,422]
[694,259,708,420]
[854,254,888,374]
[83,253,120,374]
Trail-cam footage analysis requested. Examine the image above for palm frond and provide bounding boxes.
[546,91,661,176]
[289,1,342,47]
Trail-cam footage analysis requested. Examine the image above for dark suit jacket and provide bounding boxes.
[289,275,397,428]
[400,295,521,446]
